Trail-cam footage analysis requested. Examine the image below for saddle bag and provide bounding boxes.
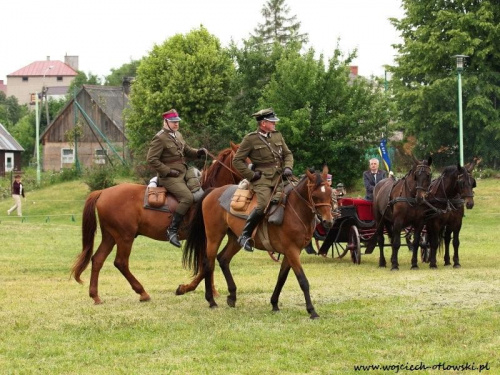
[230,188,254,211]
[148,186,167,208]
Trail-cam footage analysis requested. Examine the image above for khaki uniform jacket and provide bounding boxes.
[233,130,293,210]
[147,129,198,177]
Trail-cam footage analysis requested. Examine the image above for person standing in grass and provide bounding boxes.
[7,174,25,216]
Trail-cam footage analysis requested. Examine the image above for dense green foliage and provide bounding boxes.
[260,47,392,184]
[125,27,235,155]
[390,0,500,167]
[104,60,141,86]
[0,91,27,126]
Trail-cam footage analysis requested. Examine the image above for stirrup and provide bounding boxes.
[168,230,181,248]
[238,235,254,252]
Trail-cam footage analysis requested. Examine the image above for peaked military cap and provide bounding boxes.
[163,109,181,122]
[252,108,279,122]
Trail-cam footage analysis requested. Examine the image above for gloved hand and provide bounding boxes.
[167,169,180,177]
[250,171,262,182]
[283,167,293,177]
[197,148,208,158]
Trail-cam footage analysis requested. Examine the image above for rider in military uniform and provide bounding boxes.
[147,109,207,247]
[233,108,294,251]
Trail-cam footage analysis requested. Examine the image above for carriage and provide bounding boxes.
[315,196,429,264]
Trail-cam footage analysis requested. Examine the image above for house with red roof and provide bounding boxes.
[6,55,78,107]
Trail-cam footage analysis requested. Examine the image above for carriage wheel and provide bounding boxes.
[348,225,361,264]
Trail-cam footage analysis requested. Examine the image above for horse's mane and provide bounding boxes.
[202,148,232,188]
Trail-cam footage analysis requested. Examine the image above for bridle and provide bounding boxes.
[411,163,432,194]
[202,149,246,185]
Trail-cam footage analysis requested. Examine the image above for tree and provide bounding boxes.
[251,0,308,48]
[125,27,235,155]
[67,71,102,98]
[104,60,141,86]
[389,0,500,167]
[0,92,27,127]
[260,46,391,187]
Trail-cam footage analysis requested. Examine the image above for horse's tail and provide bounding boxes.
[437,225,446,255]
[71,190,102,284]
[183,188,213,276]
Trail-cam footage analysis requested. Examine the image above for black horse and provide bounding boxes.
[425,162,476,268]
[370,157,433,270]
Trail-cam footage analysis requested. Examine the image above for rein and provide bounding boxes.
[204,149,245,185]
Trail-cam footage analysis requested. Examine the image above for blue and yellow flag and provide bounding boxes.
[378,138,391,172]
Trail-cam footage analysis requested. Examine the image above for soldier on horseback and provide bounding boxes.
[147,109,207,247]
[233,108,294,252]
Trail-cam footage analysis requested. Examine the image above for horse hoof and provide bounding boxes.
[411,266,419,270]
[429,265,438,269]
[227,298,236,308]
[379,264,386,268]
[140,293,151,302]
[391,267,399,271]
[310,312,320,319]
[272,306,280,312]
[209,303,218,309]
[175,285,185,295]
[93,298,103,305]
[453,264,461,269]
[444,263,452,267]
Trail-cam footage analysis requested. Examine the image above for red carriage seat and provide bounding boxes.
[339,198,374,221]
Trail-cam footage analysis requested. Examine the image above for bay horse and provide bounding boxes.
[182,169,334,319]
[370,157,433,270]
[71,142,244,304]
[426,162,476,268]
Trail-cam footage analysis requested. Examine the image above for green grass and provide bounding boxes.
[0,179,499,374]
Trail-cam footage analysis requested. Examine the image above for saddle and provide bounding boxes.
[143,186,178,212]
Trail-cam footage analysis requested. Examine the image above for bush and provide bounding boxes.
[82,165,116,191]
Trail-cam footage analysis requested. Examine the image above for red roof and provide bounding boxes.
[8,60,78,77]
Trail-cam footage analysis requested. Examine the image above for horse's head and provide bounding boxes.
[305,169,334,229]
[459,163,476,209]
[202,142,247,189]
[410,156,432,204]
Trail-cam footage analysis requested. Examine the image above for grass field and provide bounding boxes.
[0,179,499,374]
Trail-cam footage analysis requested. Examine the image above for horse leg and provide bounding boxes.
[390,224,402,271]
[443,227,452,266]
[379,222,390,268]
[203,233,226,309]
[452,227,461,268]
[285,252,319,319]
[410,225,424,270]
[270,256,291,313]
[217,233,241,308]
[113,237,150,302]
[89,230,115,304]
[427,225,439,269]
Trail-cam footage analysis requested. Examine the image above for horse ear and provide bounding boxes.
[230,141,239,152]
[306,168,315,180]
[427,156,432,167]
[322,164,329,175]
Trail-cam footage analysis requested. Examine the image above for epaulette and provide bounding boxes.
[155,129,165,137]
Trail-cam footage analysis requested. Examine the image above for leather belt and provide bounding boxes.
[166,158,186,164]
[256,162,280,168]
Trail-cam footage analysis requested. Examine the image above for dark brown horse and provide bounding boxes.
[426,162,476,268]
[370,157,433,270]
[182,169,334,319]
[71,142,244,304]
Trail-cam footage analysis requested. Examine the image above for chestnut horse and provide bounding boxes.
[71,142,244,304]
[182,169,334,319]
[370,157,433,270]
[426,162,476,268]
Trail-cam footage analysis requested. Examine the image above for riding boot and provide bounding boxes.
[304,241,317,255]
[237,209,265,252]
[167,212,183,248]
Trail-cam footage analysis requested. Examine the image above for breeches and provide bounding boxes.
[159,177,193,215]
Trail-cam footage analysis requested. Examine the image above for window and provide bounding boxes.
[61,148,74,165]
[94,149,107,164]
[57,76,63,81]
[22,76,28,81]
[5,153,14,171]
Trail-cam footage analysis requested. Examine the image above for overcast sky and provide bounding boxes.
[0,0,404,83]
